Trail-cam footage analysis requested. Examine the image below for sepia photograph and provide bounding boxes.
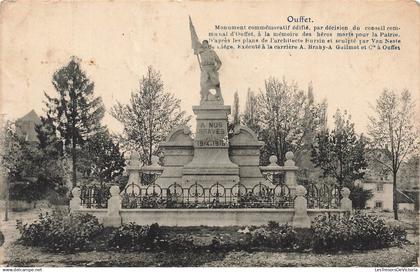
[0,0,419,269]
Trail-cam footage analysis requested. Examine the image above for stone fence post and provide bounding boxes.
[284,151,298,196]
[340,187,353,214]
[69,187,82,212]
[292,185,311,228]
[103,185,122,227]
[126,151,142,187]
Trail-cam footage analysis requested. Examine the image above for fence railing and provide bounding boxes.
[305,183,341,209]
[80,183,111,208]
[78,181,343,209]
[121,181,294,209]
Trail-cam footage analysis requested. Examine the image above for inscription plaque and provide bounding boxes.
[194,120,228,147]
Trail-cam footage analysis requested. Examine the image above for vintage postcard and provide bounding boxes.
[0,0,419,269]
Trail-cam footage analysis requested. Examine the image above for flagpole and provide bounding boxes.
[189,16,202,71]
[196,55,202,71]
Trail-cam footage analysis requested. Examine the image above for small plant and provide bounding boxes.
[311,212,408,252]
[46,190,70,206]
[162,234,195,251]
[107,222,161,251]
[17,211,103,252]
[249,222,297,249]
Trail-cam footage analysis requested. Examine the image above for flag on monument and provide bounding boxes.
[189,16,201,55]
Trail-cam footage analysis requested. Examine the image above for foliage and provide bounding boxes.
[246,78,327,166]
[16,213,409,254]
[249,222,297,249]
[158,234,195,252]
[0,123,40,181]
[368,89,419,219]
[398,156,420,190]
[311,109,368,187]
[17,211,103,252]
[232,91,240,126]
[0,121,67,201]
[77,130,126,182]
[9,180,44,202]
[45,188,70,206]
[311,213,408,252]
[349,185,374,209]
[35,117,69,187]
[228,91,240,137]
[108,223,196,252]
[242,88,260,134]
[107,222,161,251]
[111,66,191,165]
[43,56,105,186]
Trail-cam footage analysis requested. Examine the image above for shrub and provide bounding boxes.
[311,212,408,252]
[108,222,161,251]
[17,211,103,252]
[249,221,297,249]
[349,185,373,209]
[46,189,69,206]
[159,234,195,252]
[9,180,44,202]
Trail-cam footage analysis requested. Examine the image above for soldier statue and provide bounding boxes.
[190,17,223,103]
[197,40,223,102]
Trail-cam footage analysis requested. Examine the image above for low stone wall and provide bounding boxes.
[76,208,345,227]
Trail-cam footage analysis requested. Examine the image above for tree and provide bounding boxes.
[0,121,63,201]
[78,130,126,183]
[311,109,367,187]
[111,66,191,164]
[298,82,327,180]
[228,91,240,137]
[232,91,240,126]
[254,77,326,166]
[242,88,260,134]
[43,57,105,187]
[311,110,370,208]
[0,122,31,181]
[398,156,419,190]
[34,117,69,194]
[368,89,419,220]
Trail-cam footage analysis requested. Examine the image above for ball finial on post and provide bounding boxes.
[340,187,353,214]
[269,155,278,166]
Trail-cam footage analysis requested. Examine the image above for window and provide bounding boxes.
[375,201,383,209]
[376,183,384,192]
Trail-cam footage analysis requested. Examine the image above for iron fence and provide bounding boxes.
[80,183,111,208]
[121,181,294,209]
[305,183,341,209]
[78,181,343,209]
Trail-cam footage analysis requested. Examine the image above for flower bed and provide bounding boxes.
[16,211,409,254]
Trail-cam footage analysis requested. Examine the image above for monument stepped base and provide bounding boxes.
[158,100,267,188]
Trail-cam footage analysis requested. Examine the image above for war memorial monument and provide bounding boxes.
[69,18,352,228]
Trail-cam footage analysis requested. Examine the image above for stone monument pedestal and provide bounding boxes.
[182,102,239,185]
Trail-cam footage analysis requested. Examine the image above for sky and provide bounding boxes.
[0,0,418,134]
